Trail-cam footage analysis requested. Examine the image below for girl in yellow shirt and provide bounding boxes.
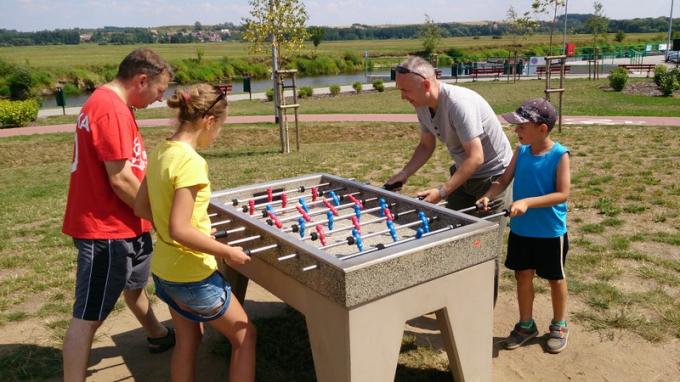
[135,84,255,381]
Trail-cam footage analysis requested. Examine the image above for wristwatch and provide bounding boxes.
[438,185,447,199]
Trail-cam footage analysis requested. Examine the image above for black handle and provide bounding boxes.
[383,181,403,191]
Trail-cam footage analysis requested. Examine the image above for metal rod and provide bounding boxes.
[269,191,362,215]
[302,264,318,272]
[210,219,232,227]
[277,253,298,261]
[247,243,279,256]
[213,226,246,239]
[322,216,437,250]
[230,182,331,206]
[227,235,261,246]
[279,198,379,223]
[303,208,418,240]
[456,198,503,213]
[286,201,396,234]
[339,225,455,261]
[253,185,345,210]
[481,209,509,220]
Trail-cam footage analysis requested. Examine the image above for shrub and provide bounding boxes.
[0,99,39,127]
[437,54,452,67]
[352,81,362,94]
[372,80,385,92]
[446,47,465,59]
[62,83,81,96]
[657,72,679,96]
[298,86,313,98]
[329,84,340,96]
[265,88,274,102]
[654,65,668,87]
[672,68,680,84]
[608,68,628,91]
[8,67,33,100]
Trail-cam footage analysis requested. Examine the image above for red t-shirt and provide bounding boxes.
[62,87,152,239]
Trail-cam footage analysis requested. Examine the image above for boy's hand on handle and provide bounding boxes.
[509,200,528,217]
[475,196,491,211]
[224,246,251,266]
[417,188,441,204]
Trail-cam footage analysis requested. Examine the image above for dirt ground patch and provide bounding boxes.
[2,282,677,381]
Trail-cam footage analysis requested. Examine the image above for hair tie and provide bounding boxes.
[181,91,189,104]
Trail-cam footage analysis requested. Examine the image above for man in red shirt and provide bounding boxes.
[62,48,174,381]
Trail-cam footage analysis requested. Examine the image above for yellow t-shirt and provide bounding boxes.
[147,140,217,282]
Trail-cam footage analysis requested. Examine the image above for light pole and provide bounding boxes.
[668,0,675,60]
[562,0,569,55]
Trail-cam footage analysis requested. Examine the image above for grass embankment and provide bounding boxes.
[32,77,680,128]
[0,32,664,97]
[1,119,679,380]
[0,33,662,68]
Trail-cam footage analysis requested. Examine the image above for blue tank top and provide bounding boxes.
[510,142,569,238]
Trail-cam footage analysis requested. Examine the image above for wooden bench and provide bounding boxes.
[470,67,504,81]
[618,64,656,77]
[536,65,571,79]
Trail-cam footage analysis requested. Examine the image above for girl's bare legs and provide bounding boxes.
[207,296,257,382]
[169,308,203,382]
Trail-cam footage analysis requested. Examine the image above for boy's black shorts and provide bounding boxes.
[505,231,569,280]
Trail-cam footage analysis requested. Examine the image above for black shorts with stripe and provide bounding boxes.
[505,231,569,280]
[72,233,152,321]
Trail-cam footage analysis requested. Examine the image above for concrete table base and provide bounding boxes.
[222,259,493,382]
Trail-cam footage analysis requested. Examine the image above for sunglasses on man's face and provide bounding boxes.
[395,65,427,80]
[203,85,229,117]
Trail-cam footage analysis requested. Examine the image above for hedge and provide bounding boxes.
[0,99,39,127]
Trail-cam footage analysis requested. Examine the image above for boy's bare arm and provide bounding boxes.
[510,153,570,215]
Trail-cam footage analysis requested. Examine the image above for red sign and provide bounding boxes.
[566,43,576,57]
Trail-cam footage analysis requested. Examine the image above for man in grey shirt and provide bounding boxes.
[386,56,513,303]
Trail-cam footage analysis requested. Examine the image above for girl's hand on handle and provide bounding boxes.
[224,246,250,265]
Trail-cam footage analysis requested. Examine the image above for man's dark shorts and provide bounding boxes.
[72,232,153,321]
[506,231,569,280]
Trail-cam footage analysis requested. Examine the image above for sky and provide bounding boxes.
[0,0,676,32]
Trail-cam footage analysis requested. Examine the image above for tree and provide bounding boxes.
[530,0,566,55]
[309,26,325,48]
[585,1,608,50]
[420,14,441,57]
[242,0,309,59]
[506,6,539,48]
[615,30,626,42]
[194,21,203,32]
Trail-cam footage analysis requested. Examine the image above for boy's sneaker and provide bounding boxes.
[504,322,538,350]
[546,324,569,354]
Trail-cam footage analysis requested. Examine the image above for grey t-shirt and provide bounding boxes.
[416,82,512,178]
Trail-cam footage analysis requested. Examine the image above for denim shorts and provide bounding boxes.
[153,271,231,323]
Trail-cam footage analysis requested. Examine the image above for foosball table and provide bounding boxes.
[208,173,501,382]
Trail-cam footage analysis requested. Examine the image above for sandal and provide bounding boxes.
[147,326,175,354]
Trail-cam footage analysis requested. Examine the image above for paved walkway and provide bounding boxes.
[1,114,680,138]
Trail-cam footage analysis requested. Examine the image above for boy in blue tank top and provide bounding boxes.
[476,98,571,354]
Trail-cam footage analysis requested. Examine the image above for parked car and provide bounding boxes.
[666,51,680,63]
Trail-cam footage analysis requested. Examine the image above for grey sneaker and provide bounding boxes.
[504,322,538,350]
[546,324,569,354]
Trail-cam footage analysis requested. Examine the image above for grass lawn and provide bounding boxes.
[0,119,679,379]
[32,77,680,128]
[0,33,661,69]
